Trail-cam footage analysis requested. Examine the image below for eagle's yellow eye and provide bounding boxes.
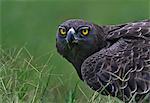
[59,28,67,37]
[81,29,89,36]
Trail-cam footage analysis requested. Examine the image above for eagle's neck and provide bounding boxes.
[65,41,107,80]
[65,48,89,80]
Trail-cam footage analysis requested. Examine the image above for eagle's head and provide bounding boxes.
[56,19,106,79]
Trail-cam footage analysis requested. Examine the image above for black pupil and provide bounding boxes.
[83,29,87,33]
[62,28,64,32]
[62,28,65,32]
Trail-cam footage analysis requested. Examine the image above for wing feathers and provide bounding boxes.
[106,20,150,41]
[81,31,150,102]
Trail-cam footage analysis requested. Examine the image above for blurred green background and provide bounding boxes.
[1,0,150,102]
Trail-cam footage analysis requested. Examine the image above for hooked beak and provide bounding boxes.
[65,28,78,44]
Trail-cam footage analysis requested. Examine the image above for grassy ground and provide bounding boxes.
[0,47,123,103]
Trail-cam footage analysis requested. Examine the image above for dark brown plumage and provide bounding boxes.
[56,19,150,103]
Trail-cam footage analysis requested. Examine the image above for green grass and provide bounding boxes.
[0,47,53,103]
[0,47,123,103]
